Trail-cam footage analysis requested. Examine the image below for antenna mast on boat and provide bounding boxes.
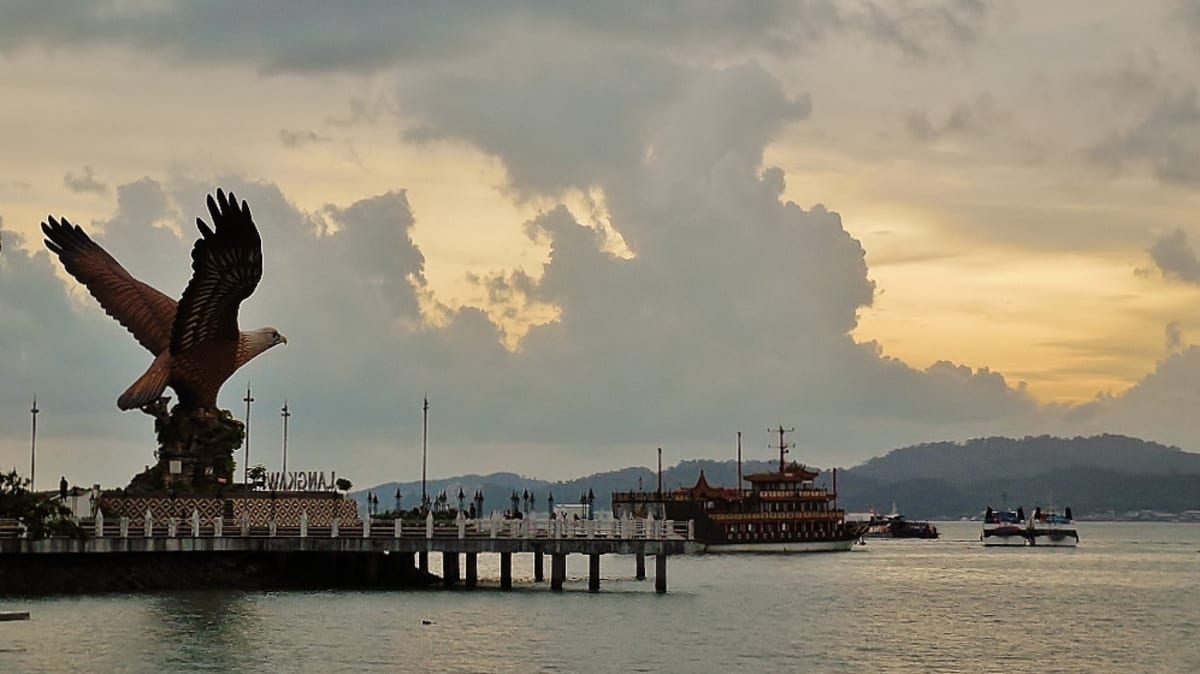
[769,425,795,472]
[736,431,743,488]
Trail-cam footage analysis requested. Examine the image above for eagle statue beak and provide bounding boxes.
[278,334,288,345]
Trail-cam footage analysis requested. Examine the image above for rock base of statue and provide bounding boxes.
[127,398,243,495]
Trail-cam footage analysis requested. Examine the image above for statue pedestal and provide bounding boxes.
[127,400,243,495]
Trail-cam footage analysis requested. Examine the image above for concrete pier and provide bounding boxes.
[0,516,691,595]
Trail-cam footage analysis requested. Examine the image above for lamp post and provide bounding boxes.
[280,401,291,481]
[547,492,555,518]
[421,396,429,514]
[394,487,402,514]
[242,385,254,486]
[587,488,595,520]
[473,489,484,519]
[522,488,530,515]
[510,490,519,517]
[29,396,39,492]
[457,486,465,514]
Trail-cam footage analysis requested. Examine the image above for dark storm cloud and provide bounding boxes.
[0,1,989,75]
[63,165,107,194]
[1089,89,1200,184]
[1148,228,1200,284]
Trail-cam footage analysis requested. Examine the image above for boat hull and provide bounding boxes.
[1028,528,1079,547]
[695,538,858,553]
[982,537,1027,547]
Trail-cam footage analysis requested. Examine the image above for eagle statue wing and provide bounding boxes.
[41,217,177,354]
[171,188,263,354]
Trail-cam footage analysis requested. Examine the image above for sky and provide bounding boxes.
[3,1,1200,490]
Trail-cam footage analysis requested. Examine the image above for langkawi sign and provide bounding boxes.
[264,471,340,492]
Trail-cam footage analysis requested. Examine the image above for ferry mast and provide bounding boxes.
[769,425,795,471]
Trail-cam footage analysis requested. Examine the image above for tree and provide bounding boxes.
[0,470,85,540]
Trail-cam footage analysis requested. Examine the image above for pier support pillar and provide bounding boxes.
[442,552,460,586]
[534,549,544,582]
[635,552,646,580]
[551,553,566,592]
[500,552,513,590]
[655,555,667,594]
[418,551,428,574]
[588,553,601,593]
[465,553,478,588]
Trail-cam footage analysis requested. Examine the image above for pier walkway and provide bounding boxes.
[0,513,694,593]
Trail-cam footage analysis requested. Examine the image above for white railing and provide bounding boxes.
[82,512,694,541]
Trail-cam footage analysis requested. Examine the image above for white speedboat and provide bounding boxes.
[981,506,1027,546]
[1026,506,1079,547]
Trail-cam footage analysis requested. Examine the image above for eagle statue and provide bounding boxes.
[42,188,286,412]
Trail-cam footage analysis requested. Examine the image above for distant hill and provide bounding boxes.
[354,434,1200,519]
[849,434,1200,483]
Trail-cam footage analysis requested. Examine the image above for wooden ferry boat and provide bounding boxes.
[612,427,867,553]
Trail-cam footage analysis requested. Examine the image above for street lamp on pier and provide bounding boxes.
[280,401,291,480]
[242,385,254,486]
[29,396,39,492]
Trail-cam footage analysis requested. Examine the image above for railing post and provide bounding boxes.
[688,519,695,540]
[192,509,200,538]
[363,516,371,538]
[214,516,223,538]
[426,511,434,539]
[240,513,249,537]
[120,516,129,539]
[664,520,674,539]
[168,517,177,538]
[394,517,402,539]
[586,519,594,539]
[457,511,466,539]
[144,509,153,538]
[94,511,104,538]
[331,517,339,538]
[490,513,499,539]
[269,519,277,537]
[299,511,308,538]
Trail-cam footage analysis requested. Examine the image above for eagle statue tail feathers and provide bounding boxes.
[118,353,171,411]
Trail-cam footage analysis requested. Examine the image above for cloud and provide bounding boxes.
[1176,0,1200,49]
[904,95,1003,142]
[1089,89,1200,184]
[1148,228,1200,284]
[0,2,990,77]
[278,129,331,149]
[63,165,107,194]
[1166,322,1186,353]
[855,0,988,60]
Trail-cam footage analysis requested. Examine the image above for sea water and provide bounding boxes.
[1,521,1197,673]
